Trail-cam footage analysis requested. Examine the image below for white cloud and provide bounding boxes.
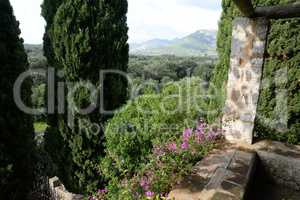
[128,0,221,43]
[175,0,221,10]
[9,0,221,44]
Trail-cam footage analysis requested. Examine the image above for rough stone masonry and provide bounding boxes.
[222,17,269,144]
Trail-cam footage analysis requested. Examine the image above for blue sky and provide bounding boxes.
[10,0,222,44]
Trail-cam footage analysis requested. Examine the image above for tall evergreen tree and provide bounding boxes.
[0,0,35,198]
[41,0,76,190]
[208,0,300,144]
[50,0,129,192]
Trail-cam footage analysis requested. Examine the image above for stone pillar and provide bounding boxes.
[222,17,269,144]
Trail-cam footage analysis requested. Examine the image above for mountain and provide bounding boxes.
[130,30,217,57]
[130,39,173,52]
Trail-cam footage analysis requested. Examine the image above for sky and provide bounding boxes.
[10,0,221,44]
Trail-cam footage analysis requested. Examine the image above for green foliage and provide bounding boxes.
[31,83,46,121]
[208,0,300,144]
[102,78,209,183]
[255,16,300,144]
[34,122,48,133]
[0,0,35,198]
[129,55,216,82]
[46,0,129,193]
[43,118,76,190]
[207,0,237,123]
[41,0,62,67]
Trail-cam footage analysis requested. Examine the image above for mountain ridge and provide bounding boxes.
[130,30,217,57]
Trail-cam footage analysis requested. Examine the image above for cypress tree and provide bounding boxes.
[41,0,76,190]
[51,0,129,192]
[208,0,300,144]
[0,0,35,198]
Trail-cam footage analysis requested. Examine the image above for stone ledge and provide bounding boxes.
[49,177,84,200]
[168,150,257,200]
[234,140,300,190]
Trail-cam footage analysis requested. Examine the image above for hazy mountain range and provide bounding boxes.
[130,30,217,57]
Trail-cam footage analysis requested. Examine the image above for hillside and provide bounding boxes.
[130,30,217,57]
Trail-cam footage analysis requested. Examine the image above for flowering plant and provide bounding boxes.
[89,120,223,200]
[133,120,222,198]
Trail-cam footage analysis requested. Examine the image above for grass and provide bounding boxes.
[34,122,48,133]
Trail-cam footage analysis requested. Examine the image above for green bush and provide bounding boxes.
[102,77,209,181]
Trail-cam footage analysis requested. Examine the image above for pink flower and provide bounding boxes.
[195,129,205,143]
[167,143,177,152]
[140,177,150,190]
[145,191,155,198]
[182,128,193,142]
[181,142,189,149]
[97,188,108,193]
